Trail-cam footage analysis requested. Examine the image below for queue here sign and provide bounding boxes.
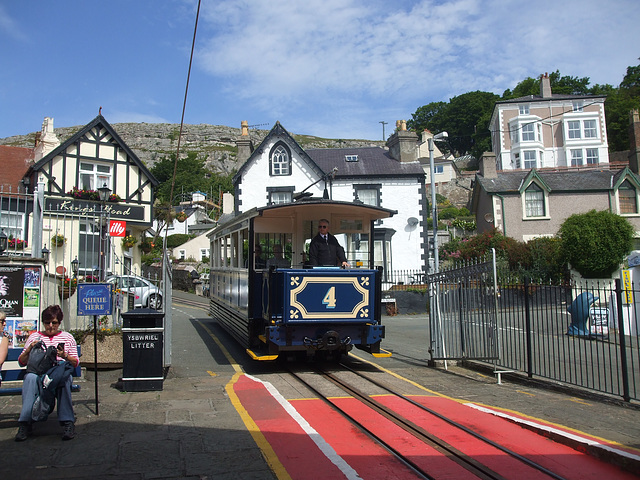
[77,283,113,316]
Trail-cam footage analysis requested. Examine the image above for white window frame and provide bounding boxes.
[79,162,112,191]
[568,121,581,139]
[523,150,537,169]
[0,211,26,242]
[522,182,549,219]
[522,123,535,141]
[570,149,583,166]
[586,148,599,165]
[572,101,584,112]
[519,105,530,115]
[584,119,598,139]
[270,144,290,176]
[200,248,209,261]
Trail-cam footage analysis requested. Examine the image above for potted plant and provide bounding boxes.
[58,276,78,299]
[8,238,27,250]
[139,238,155,253]
[176,211,187,223]
[51,234,66,247]
[122,235,137,249]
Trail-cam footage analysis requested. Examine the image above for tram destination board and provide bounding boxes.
[283,269,376,323]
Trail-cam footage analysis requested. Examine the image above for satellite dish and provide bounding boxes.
[407,217,419,226]
[484,213,494,223]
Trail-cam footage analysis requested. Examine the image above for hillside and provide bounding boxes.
[0,122,385,175]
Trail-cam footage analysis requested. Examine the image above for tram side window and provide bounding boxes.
[254,233,293,269]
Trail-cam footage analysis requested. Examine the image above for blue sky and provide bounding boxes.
[1,0,639,141]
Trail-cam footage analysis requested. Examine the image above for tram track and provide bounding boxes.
[173,295,209,311]
[286,362,568,480]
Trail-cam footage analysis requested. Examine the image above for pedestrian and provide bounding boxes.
[15,305,79,442]
[309,219,350,267]
[0,312,8,373]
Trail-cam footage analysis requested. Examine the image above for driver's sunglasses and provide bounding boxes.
[42,320,60,325]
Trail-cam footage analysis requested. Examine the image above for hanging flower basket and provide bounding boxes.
[139,239,154,253]
[58,276,77,299]
[176,211,187,223]
[121,235,137,249]
[57,285,77,299]
[52,234,66,247]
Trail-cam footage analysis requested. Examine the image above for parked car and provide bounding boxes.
[106,275,163,310]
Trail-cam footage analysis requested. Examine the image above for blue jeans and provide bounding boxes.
[19,373,75,424]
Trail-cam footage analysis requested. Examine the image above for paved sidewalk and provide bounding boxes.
[0,293,638,479]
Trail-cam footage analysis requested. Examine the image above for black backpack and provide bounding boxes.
[26,341,58,375]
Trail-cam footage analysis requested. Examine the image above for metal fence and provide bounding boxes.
[427,256,640,403]
[0,187,166,334]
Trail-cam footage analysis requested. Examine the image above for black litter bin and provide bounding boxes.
[121,308,165,391]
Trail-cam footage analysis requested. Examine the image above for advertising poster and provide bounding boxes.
[0,265,42,347]
[0,265,25,317]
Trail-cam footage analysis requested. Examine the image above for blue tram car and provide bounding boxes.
[207,199,396,360]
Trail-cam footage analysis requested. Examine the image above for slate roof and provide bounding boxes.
[306,146,424,178]
[0,145,34,190]
[476,168,634,194]
[496,93,606,105]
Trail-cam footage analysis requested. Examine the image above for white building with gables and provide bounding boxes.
[232,121,428,273]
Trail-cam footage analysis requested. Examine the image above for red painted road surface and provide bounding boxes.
[233,374,636,479]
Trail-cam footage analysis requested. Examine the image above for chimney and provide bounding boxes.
[479,152,498,179]
[222,192,234,214]
[540,72,552,98]
[629,109,640,174]
[235,120,254,168]
[386,120,418,163]
[33,117,60,161]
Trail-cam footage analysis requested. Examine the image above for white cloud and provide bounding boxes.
[0,4,29,42]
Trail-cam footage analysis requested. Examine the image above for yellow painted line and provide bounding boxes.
[516,390,535,397]
[349,352,453,399]
[351,352,639,452]
[225,372,292,480]
[569,397,592,406]
[207,371,218,377]
[198,322,291,479]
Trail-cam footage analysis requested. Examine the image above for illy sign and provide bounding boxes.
[110,220,126,237]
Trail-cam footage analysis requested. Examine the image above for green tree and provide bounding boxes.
[408,91,498,159]
[559,210,634,278]
[151,151,234,204]
[605,64,640,152]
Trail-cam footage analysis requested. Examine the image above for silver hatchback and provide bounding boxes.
[107,275,163,310]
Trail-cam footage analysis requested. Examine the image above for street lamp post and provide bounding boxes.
[97,184,112,282]
[428,132,448,274]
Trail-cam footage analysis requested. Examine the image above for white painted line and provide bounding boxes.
[245,374,362,480]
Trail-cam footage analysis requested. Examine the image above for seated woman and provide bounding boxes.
[0,312,8,373]
[15,305,80,442]
[266,244,290,269]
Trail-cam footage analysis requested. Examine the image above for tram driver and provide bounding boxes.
[309,219,350,267]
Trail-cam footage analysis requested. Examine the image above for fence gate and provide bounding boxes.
[427,257,500,361]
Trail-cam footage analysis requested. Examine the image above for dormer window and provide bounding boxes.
[270,143,291,176]
[619,180,638,215]
[524,183,545,217]
[345,155,358,162]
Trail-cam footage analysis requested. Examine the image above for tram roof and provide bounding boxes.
[209,199,396,237]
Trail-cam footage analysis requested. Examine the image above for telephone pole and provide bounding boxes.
[379,121,388,141]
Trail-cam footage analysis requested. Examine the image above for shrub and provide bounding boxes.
[559,209,634,278]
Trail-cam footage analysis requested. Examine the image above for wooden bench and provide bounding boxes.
[0,346,82,396]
